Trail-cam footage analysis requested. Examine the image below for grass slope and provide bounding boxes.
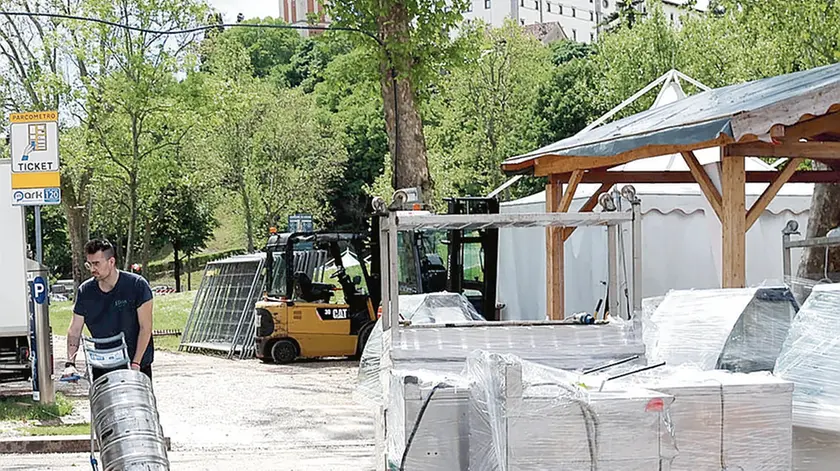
[50,291,196,352]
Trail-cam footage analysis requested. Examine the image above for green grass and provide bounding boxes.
[50,291,196,352]
[0,393,73,422]
[25,423,90,436]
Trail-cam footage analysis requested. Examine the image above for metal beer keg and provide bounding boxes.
[90,369,169,471]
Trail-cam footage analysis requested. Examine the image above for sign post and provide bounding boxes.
[10,111,59,404]
[27,264,54,404]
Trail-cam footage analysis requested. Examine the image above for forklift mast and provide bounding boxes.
[443,197,500,320]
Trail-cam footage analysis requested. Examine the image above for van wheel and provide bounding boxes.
[271,340,298,364]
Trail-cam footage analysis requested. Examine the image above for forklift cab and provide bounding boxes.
[255,231,380,363]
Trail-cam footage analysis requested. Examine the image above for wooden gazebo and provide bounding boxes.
[502,63,840,320]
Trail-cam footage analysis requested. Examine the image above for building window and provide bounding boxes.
[520,18,525,25]
[558,5,562,14]
[572,7,576,17]
[670,13,675,22]
[547,2,552,12]
[534,0,538,9]
[572,29,577,41]
[590,32,595,42]
[603,0,609,6]
[520,0,524,5]
[485,0,491,9]
[590,11,594,21]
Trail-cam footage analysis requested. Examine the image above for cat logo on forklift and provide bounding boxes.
[317,308,348,320]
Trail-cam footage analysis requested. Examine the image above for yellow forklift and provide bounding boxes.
[254,196,501,363]
[254,230,381,363]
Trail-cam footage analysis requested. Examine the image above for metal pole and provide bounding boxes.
[608,225,621,320]
[27,263,54,404]
[34,206,43,264]
[782,233,792,283]
[380,216,391,332]
[388,212,400,343]
[632,199,643,314]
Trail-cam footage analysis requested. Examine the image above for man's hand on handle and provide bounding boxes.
[130,362,141,371]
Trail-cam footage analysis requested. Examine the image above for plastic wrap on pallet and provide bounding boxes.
[384,368,472,471]
[793,425,840,471]
[775,283,840,433]
[644,287,798,372]
[399,292,486,324]
[356,292,484,406]
[605,366,794,471]
[466,350,677,471]
[390,317,645,375]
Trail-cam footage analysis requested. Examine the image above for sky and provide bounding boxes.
[205,0,279,23]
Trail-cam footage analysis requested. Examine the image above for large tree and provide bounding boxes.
[0,1,95,288]
[324,0,470,201]
[73,0,207,269]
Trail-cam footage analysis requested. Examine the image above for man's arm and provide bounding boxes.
[133,299,153,369]
[66,314,85,364]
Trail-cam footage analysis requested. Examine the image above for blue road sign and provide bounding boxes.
[32,276,47,305]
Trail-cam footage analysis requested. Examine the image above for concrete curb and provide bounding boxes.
[0,435,171,454]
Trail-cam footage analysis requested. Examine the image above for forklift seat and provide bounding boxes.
[294,272,333,303]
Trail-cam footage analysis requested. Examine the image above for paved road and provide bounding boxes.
[0,336,377,470]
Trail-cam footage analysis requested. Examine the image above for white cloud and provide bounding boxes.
[205,0,279,23]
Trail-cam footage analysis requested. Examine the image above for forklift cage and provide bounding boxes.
[377,196,643,342]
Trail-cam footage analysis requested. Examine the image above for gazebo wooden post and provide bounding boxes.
[546,174,564,320]
[721,147,746,288]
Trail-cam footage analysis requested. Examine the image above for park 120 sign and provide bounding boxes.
[8,111,61,207]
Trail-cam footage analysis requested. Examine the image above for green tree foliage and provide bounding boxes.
[151,180,216,292]
[423,20,553,203]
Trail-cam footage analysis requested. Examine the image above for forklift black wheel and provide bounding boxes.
[271,340,298,364]
[355,323,375,358]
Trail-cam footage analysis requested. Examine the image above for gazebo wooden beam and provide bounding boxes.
[721,152,746,288]
[681,151,723,221]
[725,141,840,159]
[780,111,840,140]
[545,174,564,320]
[745,157,804,230]
[554,170,840,184]
[563,183,611,241]
[559,170,584,212]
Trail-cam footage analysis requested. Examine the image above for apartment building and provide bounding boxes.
[279,0,329,32]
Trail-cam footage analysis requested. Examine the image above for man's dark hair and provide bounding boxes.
[84,239,116,260]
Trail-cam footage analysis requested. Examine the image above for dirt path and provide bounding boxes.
[0,335,377,470]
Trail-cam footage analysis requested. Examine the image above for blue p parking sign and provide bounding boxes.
[32,276,47,305]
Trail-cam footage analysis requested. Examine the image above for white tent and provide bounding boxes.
[496,74,814,320]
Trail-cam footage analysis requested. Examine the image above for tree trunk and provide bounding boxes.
[141,213,151,280]
[125,175,138,270]
[61,172,92,293]
[796,163,840,288]
[187,253,192,291]
[239,176,255,253]
[377,3,433,201]
[173,244,181,293]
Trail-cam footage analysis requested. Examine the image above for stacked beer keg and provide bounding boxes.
[90,369,169,471]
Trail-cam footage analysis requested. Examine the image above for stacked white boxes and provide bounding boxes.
[467,352,677,471]
[610,368,794,471]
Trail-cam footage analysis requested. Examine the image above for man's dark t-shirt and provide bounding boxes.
[73,272,154,367]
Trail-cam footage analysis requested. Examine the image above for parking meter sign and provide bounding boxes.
[32,276,47,304]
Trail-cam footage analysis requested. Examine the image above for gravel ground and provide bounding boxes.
[0,335,377,470]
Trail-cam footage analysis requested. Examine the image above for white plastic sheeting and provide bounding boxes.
[775,283,840,432]
[643,287,798,372]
